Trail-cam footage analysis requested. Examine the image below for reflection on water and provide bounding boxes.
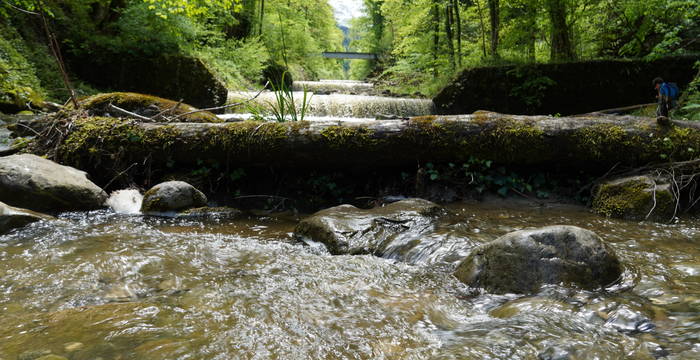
[0,202,699,359]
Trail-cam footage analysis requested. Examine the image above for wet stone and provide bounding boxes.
[36,356,68,360]
[0,201,53,234]
[538,346,571,360]
[141,181,207,214]
[294,198,449,262]
[17,350,52,360]
[177,206,242,220]
[0,154,107,212]
[64,342,84,352]
[605,305,655,334]
[454,225,623,294]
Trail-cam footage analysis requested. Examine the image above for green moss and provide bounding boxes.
[573,124,631,160]
[477,118,546,162]
[410,115,438,123]
[77,92,221,123]
[592,177,675,221]
[320,125,377,150]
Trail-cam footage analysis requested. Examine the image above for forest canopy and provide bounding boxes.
[349,0,700,95]
[1,0,699,105]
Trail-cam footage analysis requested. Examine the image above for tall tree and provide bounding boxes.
[453,0,462,67]
[487,0,500,58]
[432,0,441,78]
[546,0,575,61]
[445,0,455,70]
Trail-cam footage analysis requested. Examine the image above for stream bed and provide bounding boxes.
[1,201,699,359]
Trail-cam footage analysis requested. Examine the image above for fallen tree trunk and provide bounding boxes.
[17,112,700,186]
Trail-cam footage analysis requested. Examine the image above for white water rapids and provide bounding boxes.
[224,80,435,120]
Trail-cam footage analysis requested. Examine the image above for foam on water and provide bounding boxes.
[106,189,143,214]
[228,90,434,118]
[293,80,374,94]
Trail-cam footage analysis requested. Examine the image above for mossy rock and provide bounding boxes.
[77,92,222,123]
[592,175,676,221]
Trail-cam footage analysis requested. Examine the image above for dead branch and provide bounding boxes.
[150,99,183,121]
[108,104,152,122]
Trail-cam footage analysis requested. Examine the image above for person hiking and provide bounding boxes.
[653,77,679,123]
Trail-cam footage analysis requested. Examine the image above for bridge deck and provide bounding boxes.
[322,52,378,60]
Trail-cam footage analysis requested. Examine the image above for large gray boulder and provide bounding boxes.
[0,201,53,234]
[454,225,622,294]
[294,198,447,258]
[140,181,207,214]
[0,154,107,212]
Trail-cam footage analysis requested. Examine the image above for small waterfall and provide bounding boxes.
[293,80,374,94]
[227,82,435,119]
[106,189,143,214]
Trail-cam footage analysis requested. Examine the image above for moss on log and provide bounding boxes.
[18,112,700,188]
[76,92,221,123]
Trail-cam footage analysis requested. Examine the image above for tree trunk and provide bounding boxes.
[488,0,500,58]
[445,2,455,71]
[20,114,699,180]
[525,0,537,62]
[476,0,488,58]
[432,0,441,78]
[453,0,462,67]
[546,0,575,61]
[258,0,265,36]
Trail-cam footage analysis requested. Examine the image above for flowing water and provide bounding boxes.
[226,80,434,120]
[1,200,699,359]
[293,80,375,95]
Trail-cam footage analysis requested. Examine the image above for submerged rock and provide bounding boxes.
[78,92,221,123]
[454,225,622,294]
[35,355,68,360]
[177,206,242,220]
[294,198,446,257]
[0,201,53,234]
[592,175,675,221]
[0,154,107,212]
[141,181,207,214]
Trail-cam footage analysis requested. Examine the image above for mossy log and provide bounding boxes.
[17,112,700,186]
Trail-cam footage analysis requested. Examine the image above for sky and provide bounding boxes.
[328,0,365,27]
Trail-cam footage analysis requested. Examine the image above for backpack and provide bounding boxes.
[662,82,680,100]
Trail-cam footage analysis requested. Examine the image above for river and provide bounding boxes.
[0,200,699,359]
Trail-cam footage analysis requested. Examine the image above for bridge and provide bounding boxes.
[322,52,378,60]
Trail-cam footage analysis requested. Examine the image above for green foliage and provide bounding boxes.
[196,37,270,89]
[142,0,243,18]
[507,66,557,110]
[0,24,44,111]
[249,73,312,122]
[674,62,700,120]
[352,0,700,96]
[424,157,552,199]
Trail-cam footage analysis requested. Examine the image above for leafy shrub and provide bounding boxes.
[0,25,44,110]
[674,61,700,120]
